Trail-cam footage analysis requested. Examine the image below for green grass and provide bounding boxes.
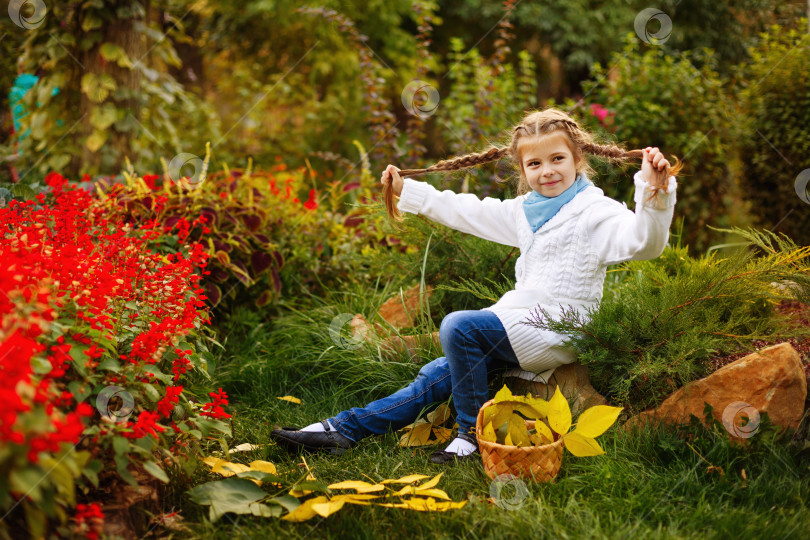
[163,299,810,540]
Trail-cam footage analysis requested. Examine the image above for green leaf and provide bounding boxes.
[85,130,107,152]
[90,104,118,130]
[143,460,169,483]
[113,436,130,457]
[186,477,268,523]
[81,13,103,32]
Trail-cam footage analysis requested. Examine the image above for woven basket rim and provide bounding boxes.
[475,398,565,451]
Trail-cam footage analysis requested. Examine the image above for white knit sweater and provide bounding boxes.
[396,171,678,383]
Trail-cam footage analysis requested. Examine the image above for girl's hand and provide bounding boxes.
[641,147,671,190]
[381,164,403,197]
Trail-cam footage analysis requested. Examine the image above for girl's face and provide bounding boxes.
[517,132,581,197]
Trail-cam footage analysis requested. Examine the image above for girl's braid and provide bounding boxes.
[581,142,644,161]
[386,147,509,222]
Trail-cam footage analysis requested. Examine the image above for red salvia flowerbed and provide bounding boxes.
[0,173,231,537]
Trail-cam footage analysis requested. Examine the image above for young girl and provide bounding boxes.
[271,108,681,464]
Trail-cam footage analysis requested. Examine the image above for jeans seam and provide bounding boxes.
[352,369,452,421]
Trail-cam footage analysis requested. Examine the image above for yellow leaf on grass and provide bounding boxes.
[398,422,434,447]
[330,494,381,505]
[203,457,251,477]
[573,405,623,438]
[426,403,452,425]
[432,427,453,444]
[411,488,451,500]
[381,474,430,485]
[327,480,385,493]
[378,497,467,511]
[311,499,346,518]
[248,460,277,475]
[563,432,605,457]
[281,496,329,522]
[277,396,301,404]
[394,472,443,496]
[547,386,572,435]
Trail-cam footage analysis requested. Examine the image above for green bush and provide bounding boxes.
[737,22,810,245]
[522,228,810,412]
[583,36,737,253]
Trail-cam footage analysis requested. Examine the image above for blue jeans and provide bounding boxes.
[328,310,520,443]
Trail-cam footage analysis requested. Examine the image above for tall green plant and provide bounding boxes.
[737,21,810,245]
[584,37,735,252]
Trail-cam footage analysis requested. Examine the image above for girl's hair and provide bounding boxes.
[384,107,684,221]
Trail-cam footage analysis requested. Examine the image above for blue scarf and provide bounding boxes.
[522,173,593,233]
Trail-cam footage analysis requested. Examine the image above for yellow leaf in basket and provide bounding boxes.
[523,396,550,418]
[282,496,329,522]
[563,432,605,457]
[507,414,531,447]
[481,421,497,442]
[573,405,623,438]
[532,419,554,444]
[276,396,301,404]
[504,432,514,446]
[381,474,431,485]
[327,480,385,493]
[491,402,514,433]
[493,384,514,403]
[547,386,572,436]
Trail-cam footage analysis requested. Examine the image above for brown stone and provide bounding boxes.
[624,342,807,436]
[504,362,608,416]
[377,284,434,329]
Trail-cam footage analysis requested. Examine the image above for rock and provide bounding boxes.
[377,284,434,329]
[504,362,608,416]
[624,342,807,436]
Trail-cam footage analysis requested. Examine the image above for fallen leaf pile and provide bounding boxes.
[189,457,466,522]
[478,384,623,457]
[397,403,458,447]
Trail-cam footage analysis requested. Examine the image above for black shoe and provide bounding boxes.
[429,448,480,465]
[429,433,480,465]
[270,421,356,455]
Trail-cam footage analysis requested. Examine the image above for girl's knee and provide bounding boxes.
[439,311,472,346]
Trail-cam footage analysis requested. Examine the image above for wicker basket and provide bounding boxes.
[475,398,564,482]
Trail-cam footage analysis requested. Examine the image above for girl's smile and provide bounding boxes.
[517,132,581,197]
